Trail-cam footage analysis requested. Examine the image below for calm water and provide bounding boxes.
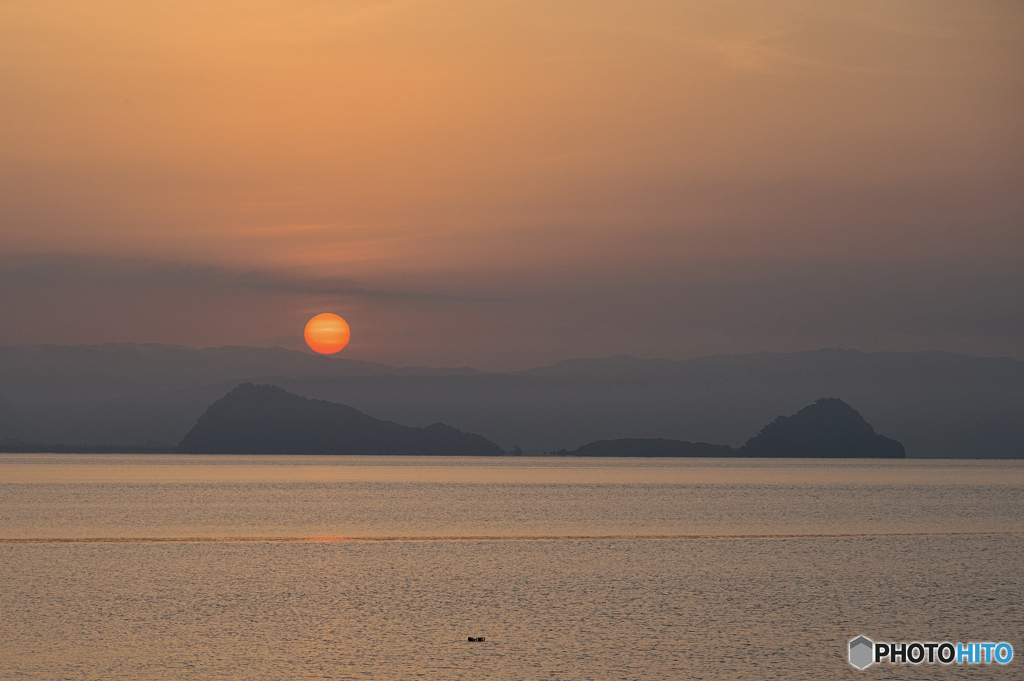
[2,455,1022,679]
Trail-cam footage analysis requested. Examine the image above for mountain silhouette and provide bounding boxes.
[177,383,503,456]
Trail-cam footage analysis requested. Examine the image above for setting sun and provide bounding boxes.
[304,313,350,354]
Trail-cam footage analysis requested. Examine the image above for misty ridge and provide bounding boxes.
[0,343,1021,457]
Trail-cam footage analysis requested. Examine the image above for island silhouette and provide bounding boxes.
[175,386,904,457]
[548,398,904,457]
[177,383,504,456]
[739,397,905,458]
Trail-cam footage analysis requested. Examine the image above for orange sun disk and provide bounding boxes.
[304,313,351,354]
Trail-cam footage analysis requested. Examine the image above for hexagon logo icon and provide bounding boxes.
[849,635,874,670]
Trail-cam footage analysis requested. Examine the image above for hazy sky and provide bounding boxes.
[1,0,1021,369]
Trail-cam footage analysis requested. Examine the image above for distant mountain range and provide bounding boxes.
[0,344,1021,457]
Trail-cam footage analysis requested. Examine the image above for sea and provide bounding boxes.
[1,455,1022,680]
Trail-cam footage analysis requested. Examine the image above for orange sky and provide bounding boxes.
[1,1,1022,368]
